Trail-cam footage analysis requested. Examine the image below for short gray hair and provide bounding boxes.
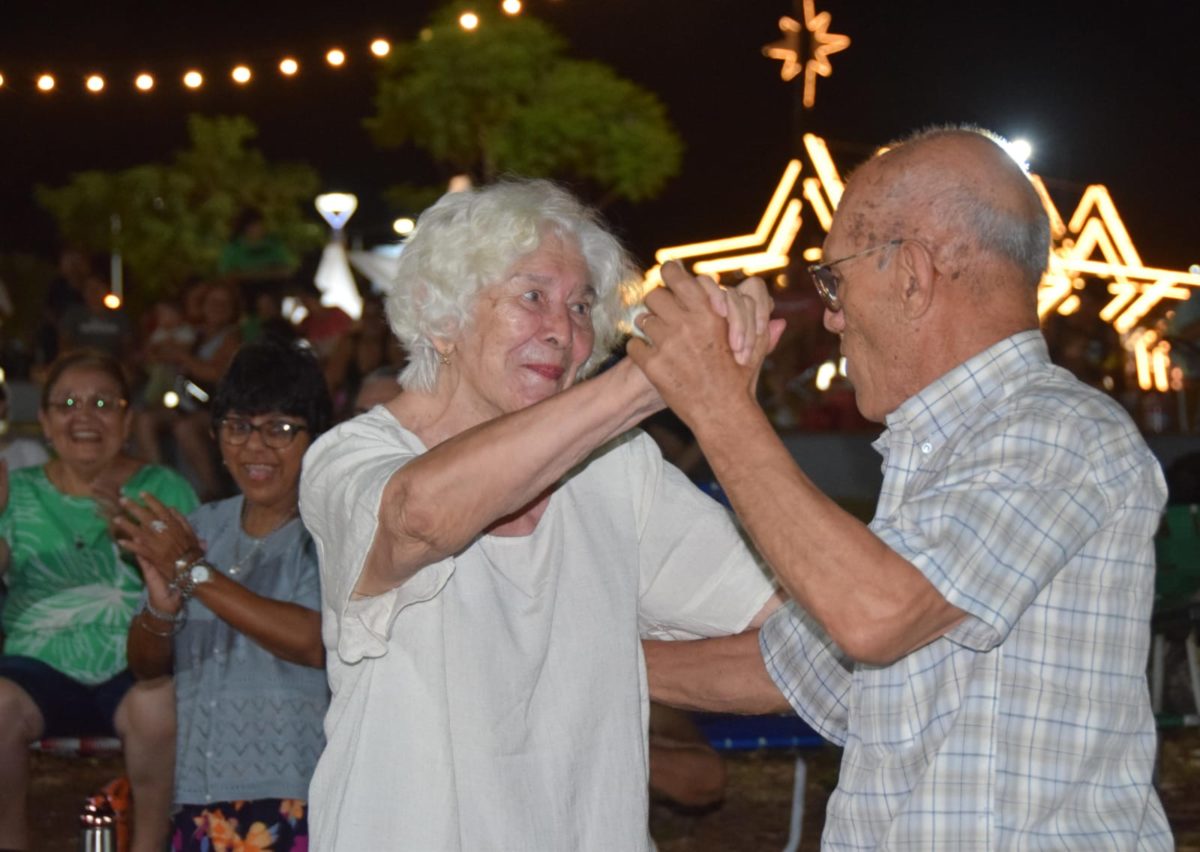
[883,125,1051,287]
[386,179,641,392]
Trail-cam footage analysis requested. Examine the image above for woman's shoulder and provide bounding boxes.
[310,406,424,459]
[128,463,201,510]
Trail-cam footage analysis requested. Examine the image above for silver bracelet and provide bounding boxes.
[138,606,185,637]
[143,600,183,623]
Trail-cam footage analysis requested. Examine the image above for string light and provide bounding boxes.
[102,292,122,310]
[0,9,527,94]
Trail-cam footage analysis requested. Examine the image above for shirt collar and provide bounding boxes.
[881,329,1050,449]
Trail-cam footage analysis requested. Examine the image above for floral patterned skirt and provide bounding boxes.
[170,798,308,852]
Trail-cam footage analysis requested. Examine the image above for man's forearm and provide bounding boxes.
[644,631,790,715]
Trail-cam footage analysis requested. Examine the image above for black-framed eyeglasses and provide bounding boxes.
[217,418,307,448]
[807,239,904,312]
[46,395,128,414]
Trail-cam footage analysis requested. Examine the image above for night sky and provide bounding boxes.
[1,0,1196,273]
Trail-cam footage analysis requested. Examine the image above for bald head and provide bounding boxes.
[842,127,1050,290]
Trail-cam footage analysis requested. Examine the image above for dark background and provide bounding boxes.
[1,0,1195,271]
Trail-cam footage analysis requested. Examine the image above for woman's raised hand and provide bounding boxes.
[113,492,204,613]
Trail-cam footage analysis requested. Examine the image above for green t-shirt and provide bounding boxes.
[0,464,199,684]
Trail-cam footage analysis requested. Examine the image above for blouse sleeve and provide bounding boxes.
[623,432,777,640]
[300,416,456,664]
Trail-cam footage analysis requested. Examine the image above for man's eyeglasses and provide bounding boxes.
[807,239,904,313]
[46,395,128,414]
[217,418,308,449]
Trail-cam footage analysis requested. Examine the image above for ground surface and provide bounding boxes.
[31,728,1200,850]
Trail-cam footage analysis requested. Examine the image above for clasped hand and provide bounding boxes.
[628,262,787,420]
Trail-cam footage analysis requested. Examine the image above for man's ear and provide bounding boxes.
[895,240,936,320]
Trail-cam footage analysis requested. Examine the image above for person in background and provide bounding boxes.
[295,286,353,362]
[58,274,132,360]
[298,179,782,850]
[119,340,331,852]
[146,280,243,500]
[634,126,1172,848]
[0,381,48,472]
[135,298,197,414]
[351,366,402,416]
[0,380,49,579]
[0,350,198,852]
[324,293,407,419]
[32,247,91,374]
[218,209,295,313]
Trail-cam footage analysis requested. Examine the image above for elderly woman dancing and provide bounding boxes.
[299,179,784,850]
[117,340,331,851]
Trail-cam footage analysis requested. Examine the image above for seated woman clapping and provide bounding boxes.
[0,350,198,852]
[117,339,331,852]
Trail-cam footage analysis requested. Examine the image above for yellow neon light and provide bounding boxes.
[803,133,844,206]
[1068,185,1142,268]
[762,16,803,82]
[1133,330,1156,391]
[799,0,850,109]
[655,160,801,262]
[802,177,832,231]
[762,1,849,108]
[1152,344,1170,392]
[694,199,802,276]
[1028,174,1066,240]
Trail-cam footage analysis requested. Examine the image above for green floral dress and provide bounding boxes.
[0,464,198,683]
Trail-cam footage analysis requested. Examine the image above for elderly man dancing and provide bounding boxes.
[633,126,1171,849]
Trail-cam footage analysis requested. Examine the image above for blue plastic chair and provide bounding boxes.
[691,712,827,852]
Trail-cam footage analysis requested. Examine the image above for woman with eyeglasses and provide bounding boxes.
[0,349,199,852]
[117,339,331,852]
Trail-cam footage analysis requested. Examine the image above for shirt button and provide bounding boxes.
[920,441,933,455]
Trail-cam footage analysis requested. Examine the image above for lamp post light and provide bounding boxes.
[313,192,363,320]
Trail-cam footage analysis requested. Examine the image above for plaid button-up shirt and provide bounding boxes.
[762,330,1172,849]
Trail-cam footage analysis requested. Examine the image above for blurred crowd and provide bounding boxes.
[3,239,407,502]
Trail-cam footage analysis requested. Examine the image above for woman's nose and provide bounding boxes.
[541,304,572,346]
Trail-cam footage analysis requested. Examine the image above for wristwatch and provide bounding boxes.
[175,559,215,599]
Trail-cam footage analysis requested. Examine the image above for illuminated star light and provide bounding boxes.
[762,1,851,109]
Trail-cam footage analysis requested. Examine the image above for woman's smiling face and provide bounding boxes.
[449,231,597,419]
[39,365,131,471]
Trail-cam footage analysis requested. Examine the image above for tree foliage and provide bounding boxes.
[366,3,683,203]
[36,115,323,299]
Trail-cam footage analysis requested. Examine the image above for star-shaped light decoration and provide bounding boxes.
[762,0,851,108]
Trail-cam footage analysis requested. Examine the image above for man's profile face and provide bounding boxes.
[820,184,909,423]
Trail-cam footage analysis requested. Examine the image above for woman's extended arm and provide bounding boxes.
[359,357,662,595]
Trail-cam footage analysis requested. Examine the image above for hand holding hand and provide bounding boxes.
[627,262,786,422]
